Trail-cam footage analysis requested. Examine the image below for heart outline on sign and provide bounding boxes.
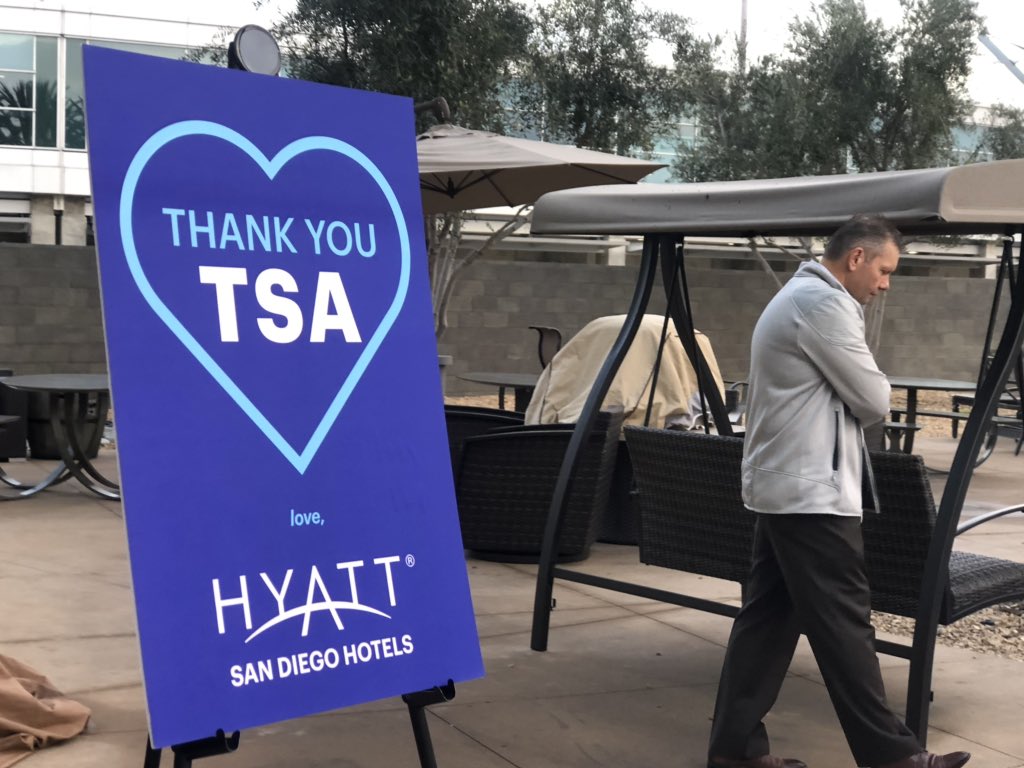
[118,120,411,474]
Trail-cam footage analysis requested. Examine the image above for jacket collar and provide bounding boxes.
[796,259,847,293]
[794,259,864,316]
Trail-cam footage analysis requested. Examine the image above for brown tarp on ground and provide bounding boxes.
[0,654,91,768]
[525,314,725,431]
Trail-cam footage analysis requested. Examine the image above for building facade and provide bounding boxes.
[0,3,230,245]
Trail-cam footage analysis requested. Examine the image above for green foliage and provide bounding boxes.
[674,0,985,181]
[0,79,33,145]
[980,103,1024,160]
[514,0,693,154]
[273,0,530,131]
[183,28,232,67]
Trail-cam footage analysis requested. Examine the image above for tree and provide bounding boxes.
[674,0,984,181]
[980,103,1024,160]
[274,0,530,131]
[515,0,693,154]
[265,0,534,342]
[0,80,35,146]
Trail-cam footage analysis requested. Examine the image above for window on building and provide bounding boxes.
[0,33,58,147]
[65,39,192,150]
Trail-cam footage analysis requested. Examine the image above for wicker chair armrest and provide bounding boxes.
[444,404,525,421]
[485,422,576,435]
[463,427,578,448]
[955,503,1024,535]
[444,406,526,476]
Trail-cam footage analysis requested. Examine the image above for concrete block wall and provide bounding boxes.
[440,260,1010,395]
[0,245,106,374]
[0,245,1011,388]
[876,274,1007,381]
[437,260,652,381]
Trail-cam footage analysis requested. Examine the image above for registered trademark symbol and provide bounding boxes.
[405,554,416,567]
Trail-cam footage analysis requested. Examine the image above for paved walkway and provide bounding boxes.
[0,436,1021,767]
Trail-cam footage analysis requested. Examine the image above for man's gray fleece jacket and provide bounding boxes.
[741,261,890,518]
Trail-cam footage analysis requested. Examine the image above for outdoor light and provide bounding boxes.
[227,25,281,76]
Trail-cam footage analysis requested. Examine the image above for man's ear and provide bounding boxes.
[847,246,866,271]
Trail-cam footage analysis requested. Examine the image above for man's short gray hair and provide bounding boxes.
[823,214,902,261]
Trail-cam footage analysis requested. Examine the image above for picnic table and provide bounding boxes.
[458,371,539,412]
[887,376,976,453]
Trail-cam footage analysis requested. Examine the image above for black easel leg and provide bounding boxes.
[144,737,161,768]
[407,703,438,768]
[143,730,240,768]
[402,680,456,768]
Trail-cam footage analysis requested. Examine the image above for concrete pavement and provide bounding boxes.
[0,435,1022,767]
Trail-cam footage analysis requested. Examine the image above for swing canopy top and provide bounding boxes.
[530,159,1024,238]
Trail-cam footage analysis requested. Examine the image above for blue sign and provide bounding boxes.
[84,47,482,747]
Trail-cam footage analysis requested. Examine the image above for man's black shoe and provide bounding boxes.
[708,756,808,768]
[874,750,970,768]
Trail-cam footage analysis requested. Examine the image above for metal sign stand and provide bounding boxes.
[402,680,457,768]
[143,731,239,768]
[140,681,456,767]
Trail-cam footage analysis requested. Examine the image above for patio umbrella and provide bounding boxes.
[417,123,665,214]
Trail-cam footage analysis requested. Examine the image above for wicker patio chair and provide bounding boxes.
[0,373,27,461]
[443,405,524,478]
[624,428,753,584]
[455,408,624,562]
[863,450,1024,624]
[528,325,563,369]
[598,443,640,545]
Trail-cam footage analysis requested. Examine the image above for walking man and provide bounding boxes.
[706,215,970,768]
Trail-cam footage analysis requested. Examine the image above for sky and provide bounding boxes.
[656,0,1024,110]
[5,0,291,28]
[15,0,1024,109]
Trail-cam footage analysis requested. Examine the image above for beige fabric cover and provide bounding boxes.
[0,654,91,768]
[525,314,725,430]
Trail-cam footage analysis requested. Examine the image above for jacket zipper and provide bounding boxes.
[857,418,882,515]
[832,409,840,471]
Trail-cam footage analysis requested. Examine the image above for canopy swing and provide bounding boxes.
[526,158,1024,743]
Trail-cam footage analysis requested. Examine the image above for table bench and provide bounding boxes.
[882,419,922,452]
[890,407,969,431]
[889,405,1022,461]
[623,426,1024,741]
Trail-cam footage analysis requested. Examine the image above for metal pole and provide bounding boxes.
[659,238,733,435]
[407,704,438,768]
[905,232,1024,741]
[530,235,660,651]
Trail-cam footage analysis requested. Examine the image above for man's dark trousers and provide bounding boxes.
[708,513,921,767]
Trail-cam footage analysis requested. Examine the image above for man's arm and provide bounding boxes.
[798,294,891,424]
